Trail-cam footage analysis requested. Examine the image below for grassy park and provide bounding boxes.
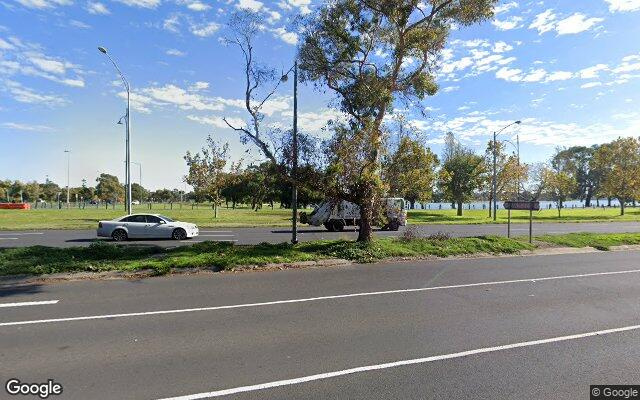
[1,204,639,230]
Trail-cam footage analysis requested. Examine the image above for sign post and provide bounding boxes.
[503,201,540,243]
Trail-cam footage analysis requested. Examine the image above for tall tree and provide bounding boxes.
[96,174,125,202]
[592,137,640,215]
[222,11,292,164]
[552,146,600,206]
[543,167,578,218]
[184,136,229,218]
[384,136,439,208]
[300,0,497,241]
[438,135,486,216]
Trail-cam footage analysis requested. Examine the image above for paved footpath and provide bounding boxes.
[1,221,640,248]
[2,249,640,399]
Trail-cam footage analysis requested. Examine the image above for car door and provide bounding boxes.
[145,215,172,239]
[121,215,149,238]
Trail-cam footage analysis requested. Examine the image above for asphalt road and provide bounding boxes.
[2,250,640,399]
[1,221,640,248]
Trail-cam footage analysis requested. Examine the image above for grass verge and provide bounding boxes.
[535,232,640,251]
[0,236,532,277]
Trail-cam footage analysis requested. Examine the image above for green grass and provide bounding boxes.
[0,236,533,277]
[1,205,638,230]
[535,232,640,251]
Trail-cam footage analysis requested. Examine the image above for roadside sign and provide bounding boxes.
[503,201,539,243]
[503,201,540,211]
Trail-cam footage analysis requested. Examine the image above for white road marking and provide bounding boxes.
[156,322,640,399]
[0,232,43,236]
[1,268,639,327]
[198,235,236,237]
[0,238,18,240]
[199,231,233,234]
[0,300,59,308]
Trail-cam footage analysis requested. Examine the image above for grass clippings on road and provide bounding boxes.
[0,236,533,277]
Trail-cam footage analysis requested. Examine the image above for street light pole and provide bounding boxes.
[99,46,132,215]
[492,121,522,222]
[64,149,70,209]
[291,61,299,245]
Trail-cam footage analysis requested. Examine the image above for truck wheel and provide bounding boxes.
[331,219,345,232]
[324,222,335,232]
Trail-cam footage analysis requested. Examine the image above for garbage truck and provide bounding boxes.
[299,198,407,232]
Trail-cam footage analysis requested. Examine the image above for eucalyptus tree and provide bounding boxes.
[299,0,497,241]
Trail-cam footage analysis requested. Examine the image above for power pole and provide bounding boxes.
[291,60,299,245]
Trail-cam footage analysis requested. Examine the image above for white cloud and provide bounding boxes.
[555,13,604,35]
[529,9,557,34]
[494,1,518,14]
[495,66,523,82]
[521,69,546,82]
[69,20,91,29]
[189,81,209,90]
[166,48,186,57]
[545,71,573,81]
[277,0,311,14]
[2,80,68,106]
[187,115,244,129]
[2,122,55,132]
[14,0,71,8]
[187,1,210,11]
[86,1,110,14]
[237,0,263,11]
[190,21,220,37]
[492,16,523,30]
[163,15,181,33]
[270,27,298,45]
[578,64,609,79]
[0,38,15,50]
[604,0,640,12]
[581,82,603,88]
[114,0,160,8]
[492,41,513,53]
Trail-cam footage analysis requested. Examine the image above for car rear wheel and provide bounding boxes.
[172,228,187,240]
[111,229,128,242]
[330,219,345,232]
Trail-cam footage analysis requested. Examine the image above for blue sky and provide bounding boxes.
[1,0,639,190]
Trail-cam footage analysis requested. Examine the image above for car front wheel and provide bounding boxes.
[172,228,187,240]
[111,229,128,242]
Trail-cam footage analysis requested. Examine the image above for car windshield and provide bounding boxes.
[159,215,174,222]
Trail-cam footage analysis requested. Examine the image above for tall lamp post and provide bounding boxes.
[492,121,521,221]
[99,46,132,215]
[281,61,299,244]
[64,149,71,209]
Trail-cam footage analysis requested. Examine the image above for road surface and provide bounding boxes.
[1,221,640,248]
[2,250,640,399]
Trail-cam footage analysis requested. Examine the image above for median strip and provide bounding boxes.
[2,268,639,327]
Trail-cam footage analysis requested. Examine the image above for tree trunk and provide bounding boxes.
[557,200,562,218]
[488,194,492,218]
[357,198,374,242]
[410,200,415,209]
[457,200,463,216]
[621,200,625,216]
[585,190,592,207]
[608,197,612,207]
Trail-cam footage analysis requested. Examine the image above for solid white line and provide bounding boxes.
[0,300,59,308]
[0,238,18,240]
[199,231,233,233]
[0,232,44,236]
[1,268,639,327]
[156,323,640,399]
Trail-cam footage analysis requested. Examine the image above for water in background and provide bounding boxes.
[409,199,623,210]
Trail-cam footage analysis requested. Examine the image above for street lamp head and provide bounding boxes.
[515,120,522,124]
[98,46,107,54]
[280,73,289,83]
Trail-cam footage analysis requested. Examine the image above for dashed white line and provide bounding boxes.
[1,268,639,327]
[0,300,60,308]
[156,323,640,399]
[198,235,235,237]
[0,238,18,240]
[199,231,233,234]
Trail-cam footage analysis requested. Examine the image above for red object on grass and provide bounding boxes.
[0,203,31,210]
